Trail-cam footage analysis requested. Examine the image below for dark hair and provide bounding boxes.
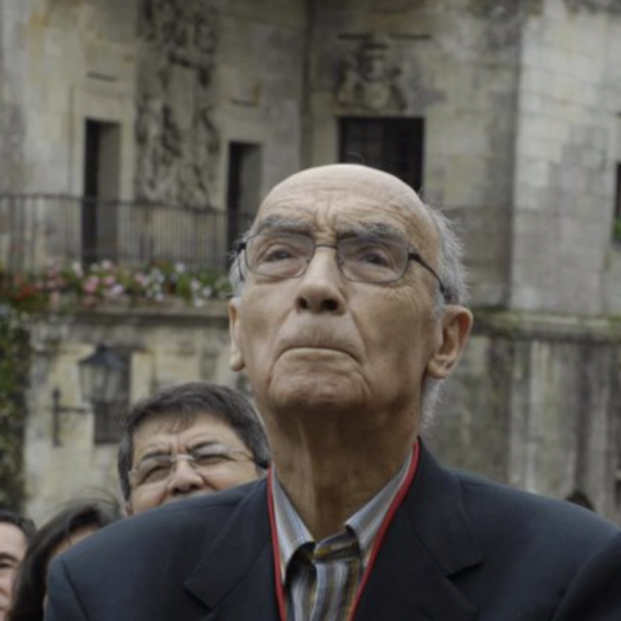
[117,382,271,501]
[7,498,120,621]
[566,490,595,512]
[0,509,36,542]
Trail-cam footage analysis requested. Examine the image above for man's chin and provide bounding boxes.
[273,350,360,384]
[269,377,364,415]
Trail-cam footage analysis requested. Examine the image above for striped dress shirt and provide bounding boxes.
[271,453,412,621]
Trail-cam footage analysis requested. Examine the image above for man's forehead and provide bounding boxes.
[255,165,434,245]
[269,163,413,190]
[135,411,220,440]
[260,165,416,208]
[132,411,244,453]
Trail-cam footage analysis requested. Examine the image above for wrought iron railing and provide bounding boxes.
[0,194,254,274]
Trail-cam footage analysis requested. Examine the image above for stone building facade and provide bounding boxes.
[0,0,620,523]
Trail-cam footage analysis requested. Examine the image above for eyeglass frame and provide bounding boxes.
[128,444,266,490]
[233,230,449,301]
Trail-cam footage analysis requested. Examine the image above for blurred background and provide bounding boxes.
[0,0,619,525]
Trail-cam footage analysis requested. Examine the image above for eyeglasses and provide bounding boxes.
[235,230,448,298]
[129,444,261,489]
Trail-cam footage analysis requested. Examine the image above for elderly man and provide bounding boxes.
[117,382,271,514]
[0,509,35,621]
[46,165,621,620]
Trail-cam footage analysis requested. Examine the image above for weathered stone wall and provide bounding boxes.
[427,310,621,523]
[0,1,28,193]
[512,0,621,314]
[24,303,235,523]
[0,0,138,196]
[307,0,527,307]
[212,0,307,209]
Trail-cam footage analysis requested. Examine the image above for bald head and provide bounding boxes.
[257,164,432,230]
[263,164,416,197]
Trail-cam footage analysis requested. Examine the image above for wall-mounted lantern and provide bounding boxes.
[52,344,127,446]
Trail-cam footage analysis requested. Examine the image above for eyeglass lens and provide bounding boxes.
[244,232,410,283]
[131,445,251,487]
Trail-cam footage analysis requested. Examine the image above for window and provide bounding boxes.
[82,119,121,264]
[339,117,425,191]
[93,349,130,445]
[226,142,262,252]
[614,163,621,244]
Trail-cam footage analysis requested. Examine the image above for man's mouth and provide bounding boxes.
[278,327,360,361]
[281,344,355,360]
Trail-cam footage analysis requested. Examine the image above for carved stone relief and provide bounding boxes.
[466,0,529,51]
[135,0,220,206]
[335,35,405,112]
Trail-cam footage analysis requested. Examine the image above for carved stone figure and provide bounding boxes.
[336,35,404,111]
[135,0,220,207]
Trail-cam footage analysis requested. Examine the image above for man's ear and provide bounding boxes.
[228,297,245,371]
[426,305,473,379]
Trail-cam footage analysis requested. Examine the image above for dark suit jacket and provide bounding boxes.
[45,445,621,620]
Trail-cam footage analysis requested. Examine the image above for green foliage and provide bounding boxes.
[0,306,30,507]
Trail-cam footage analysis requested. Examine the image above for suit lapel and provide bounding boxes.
[184,480,280,620]
[355,444,481,621]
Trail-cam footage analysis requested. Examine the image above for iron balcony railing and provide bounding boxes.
[0,194,254,274]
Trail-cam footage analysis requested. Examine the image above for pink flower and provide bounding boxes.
[83,277,100,294]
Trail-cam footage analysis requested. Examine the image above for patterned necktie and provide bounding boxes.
[288,529,362,621]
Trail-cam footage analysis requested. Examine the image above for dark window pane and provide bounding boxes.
[227,142,262,253]
[339,117,424,191]
[614,163,621,243]
[93,401,125,444]
[93,349,130,445]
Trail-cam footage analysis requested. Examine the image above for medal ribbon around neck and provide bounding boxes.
[267,441,421,621]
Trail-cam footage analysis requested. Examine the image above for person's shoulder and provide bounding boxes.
[46,481,269,618]
[453,468,619,550]
[60,479,266,568]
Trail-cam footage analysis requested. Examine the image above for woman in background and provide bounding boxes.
[8,499,120,621]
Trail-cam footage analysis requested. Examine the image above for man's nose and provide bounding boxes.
[167,459,206,495]
[295,246,346,314]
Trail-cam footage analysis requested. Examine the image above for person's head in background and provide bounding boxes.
[0,510,36,621]
[117,382,271,515]
[7,499,120,621]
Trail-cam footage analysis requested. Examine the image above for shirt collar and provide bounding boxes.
[271,450,413,583]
